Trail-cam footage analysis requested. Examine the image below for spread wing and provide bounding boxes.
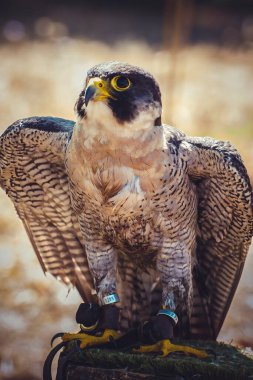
[0,117,95,301]
[166,126,253,339]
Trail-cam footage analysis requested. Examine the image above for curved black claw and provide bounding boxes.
[43,341,67,380]
[51,332,64,347]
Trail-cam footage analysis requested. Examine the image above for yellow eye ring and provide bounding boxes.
[111,75,131,92]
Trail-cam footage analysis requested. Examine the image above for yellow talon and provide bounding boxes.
[133,339,208,358]
[62,329,121,349]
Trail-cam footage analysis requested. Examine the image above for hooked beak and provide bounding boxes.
[84,78,114,106]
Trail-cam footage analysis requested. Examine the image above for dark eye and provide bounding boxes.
[111,75,131,91]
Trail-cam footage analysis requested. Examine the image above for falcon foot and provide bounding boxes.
[131,313,208,359]
[62,329,121,349]
[133,339,208,358]
[61,303,121,349]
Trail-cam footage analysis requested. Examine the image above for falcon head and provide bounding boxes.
[76,62,162,129]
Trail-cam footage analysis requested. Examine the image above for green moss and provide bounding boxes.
[61,340,253,380]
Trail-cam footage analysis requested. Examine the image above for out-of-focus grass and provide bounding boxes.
[0,39,253,378]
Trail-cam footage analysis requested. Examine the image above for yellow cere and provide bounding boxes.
[87,77,114,101]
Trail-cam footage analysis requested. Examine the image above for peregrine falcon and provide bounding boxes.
[0,62,252,356]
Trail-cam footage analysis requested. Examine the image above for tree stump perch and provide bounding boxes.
[65,365,178,379]
[56,340,253,380]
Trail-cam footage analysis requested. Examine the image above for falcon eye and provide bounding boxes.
[111,76,131,92]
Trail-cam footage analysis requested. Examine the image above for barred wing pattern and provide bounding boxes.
[0,118,252,339]
[167,128,253,339]
[0,117,94,301]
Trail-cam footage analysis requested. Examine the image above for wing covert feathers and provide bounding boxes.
[165,125,253,338]
[0,117,94,302]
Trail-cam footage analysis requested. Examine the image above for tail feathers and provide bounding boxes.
[117,257,214,339]
[189,276,214,339]
[118,257,157,331]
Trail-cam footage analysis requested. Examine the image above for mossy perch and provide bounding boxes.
[57,340,253,380]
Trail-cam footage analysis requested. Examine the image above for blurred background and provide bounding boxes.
[0,0,253,378]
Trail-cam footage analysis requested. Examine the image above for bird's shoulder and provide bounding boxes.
[1,116,75,137]
[0,116,76,164]
[163,124,251,186]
